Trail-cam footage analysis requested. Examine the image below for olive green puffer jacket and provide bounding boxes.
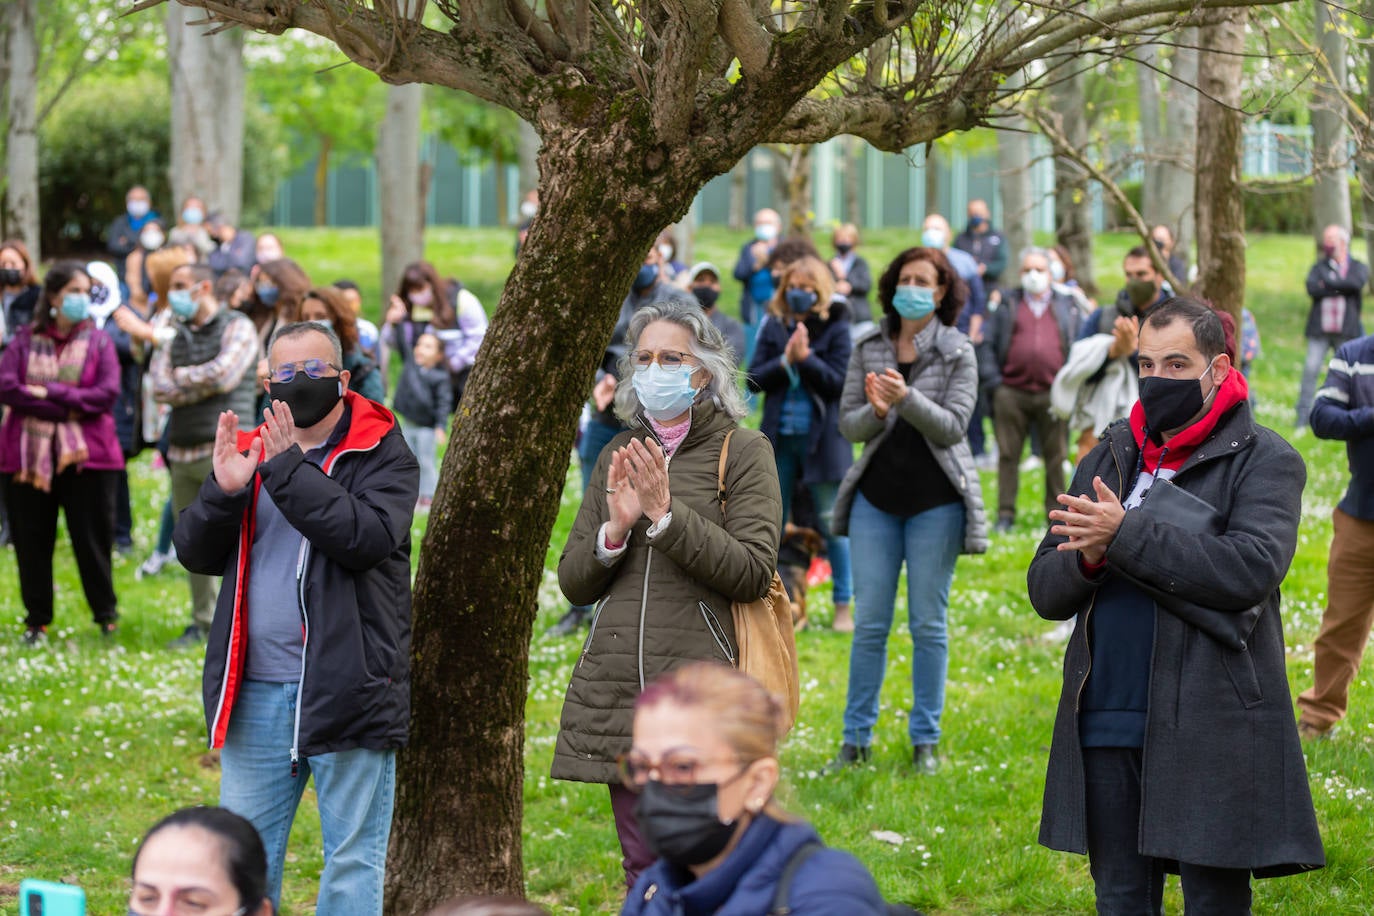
[552,401,782,784]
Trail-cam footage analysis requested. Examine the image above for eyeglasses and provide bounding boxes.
[127,896,247,916]
[616,749,743,790]
[630,349,697,373]
[269,358,339,384]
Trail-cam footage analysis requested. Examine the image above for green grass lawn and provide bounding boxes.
[3,229,1373,914]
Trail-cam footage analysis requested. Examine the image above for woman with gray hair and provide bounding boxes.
[552,298,783,890]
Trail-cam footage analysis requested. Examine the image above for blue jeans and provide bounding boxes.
[403,423,439,499]
[843,493,964,746]
[578,416,623,494]
[220,680,396,916]
[775,434,851,604]
[1297,334,1347,428]
[1084,748,1252,915]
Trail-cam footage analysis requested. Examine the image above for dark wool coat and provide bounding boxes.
[1305,256,1369,341]
[1027,403,1325,876]
[553,402,782,784]
[747,303,853,485]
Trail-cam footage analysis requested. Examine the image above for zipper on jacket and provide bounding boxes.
[637,551,653,691]
[699,602,736,666]
[290,534,310,778]
[577,596,610,669]
[208,531,249,747]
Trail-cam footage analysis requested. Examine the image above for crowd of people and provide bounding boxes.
[7,186,1374,915]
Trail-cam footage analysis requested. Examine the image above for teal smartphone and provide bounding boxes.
[18,879,86,916]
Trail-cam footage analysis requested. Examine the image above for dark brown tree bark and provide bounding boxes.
[1194,12,1247,324]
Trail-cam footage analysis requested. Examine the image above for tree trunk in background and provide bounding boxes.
[167,3,245,223]
[1312,1,1352,239]
[517,118,540,199]
[1159,35,1199,273]
[786,144,813,238]
[4,0,40,258]
[924,143,940,220]
[728,159,747,229]
[1194,16,1246,324]
[844,136,863,226]
[1361,1,1374,272]
[494,147,508,227]
[996,70,1034,261]
[1137,43,1165,226]
[378,83,424,296]
[1049,57,1095,296]
[313,135,333,227]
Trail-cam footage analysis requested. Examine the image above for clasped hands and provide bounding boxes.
[604,437,671,544]
[863,368,908,419]
[1048,477,1125,566]
[784,323,811,364]
[211,401,300,493]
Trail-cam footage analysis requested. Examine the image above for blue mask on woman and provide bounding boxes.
[632,264,659,293]
[892,285,936,320]
[785,289,818,314]
[633,364,699,421]
[61,293,91,323]
[257,285,280,306]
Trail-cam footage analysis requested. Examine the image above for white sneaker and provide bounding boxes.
[137,550,170,580]
[1020,454,1044,472]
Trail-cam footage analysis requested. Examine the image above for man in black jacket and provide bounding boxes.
[175,322,418,915]
[1030,298,1323,913]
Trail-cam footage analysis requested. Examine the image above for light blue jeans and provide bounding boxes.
[843,493,964,747]
[220,680,396,915]
[775,434,852,604]
[402,423,439,499]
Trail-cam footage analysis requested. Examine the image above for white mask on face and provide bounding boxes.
[1022,269,1051,296]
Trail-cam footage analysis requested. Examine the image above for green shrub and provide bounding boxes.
[1113,177,1366,236]
[38,74,284,255]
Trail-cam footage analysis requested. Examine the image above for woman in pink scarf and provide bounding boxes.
[0,260,123,643]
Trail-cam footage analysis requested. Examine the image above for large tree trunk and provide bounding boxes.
[1312,0,1352,238]
[1137,43,1165,227]
[378,83,424,297]
[1049,56,1095,295]
[1194,14,1247,324]
[996,70,1034,261]
[386,121,707,913]
[167,4,245,222]
[4,0,39,258]
[785,144,813,238]
[727,158,747,230]
[1159,36,1199,270]
[843,136,863,226]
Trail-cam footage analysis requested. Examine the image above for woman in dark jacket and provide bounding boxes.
[748,255,853,630]
[0,239,43,547]
[0,261,124,642]
[827,247,987,776]
[554,299,781,891]
[620,662,889,916]
[298,286,385,401]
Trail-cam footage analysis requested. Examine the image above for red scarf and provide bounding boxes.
[1129,366,1249,473]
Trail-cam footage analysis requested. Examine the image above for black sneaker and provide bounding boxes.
[822,743,871,774]
[913,743,940,774]
[167,624,207,650]
[994,517,1015,534]
[21,625,47,645]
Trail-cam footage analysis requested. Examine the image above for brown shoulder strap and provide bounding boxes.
[717,429,735,517]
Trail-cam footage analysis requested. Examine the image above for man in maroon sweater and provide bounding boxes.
[988,248,1082,532]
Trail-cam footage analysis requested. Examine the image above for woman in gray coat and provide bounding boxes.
[553,299,782,889]
[826,247,988,776]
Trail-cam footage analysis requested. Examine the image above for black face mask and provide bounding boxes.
[269,375,343,429]
[834,243,853,255]
[0,268,22,287]
[1138,359,1216,442]
[635,780,740,867]
[690,285,719,309]
[1125,279,1158,311]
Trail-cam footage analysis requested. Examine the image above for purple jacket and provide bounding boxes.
[0,322,124,473]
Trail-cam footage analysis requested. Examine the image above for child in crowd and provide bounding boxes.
[392,331,451,509]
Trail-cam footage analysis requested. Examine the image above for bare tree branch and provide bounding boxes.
[717,0,771,77]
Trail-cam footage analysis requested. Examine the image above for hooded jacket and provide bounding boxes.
[553,401,782,784]
[176,391,419,762]
[1028,388,1324,876]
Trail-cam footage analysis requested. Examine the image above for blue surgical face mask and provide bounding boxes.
[127,200,150,220]
[920,227,946,249]
[257,285,280,306]
[632,264,660,293]
[61,292,91,323]
[892,285,936,320]
[182,206,204,225]
[632,363,699,421]
[168,288,198,320]
[785,288,818,314]
[310,318,333,332]
[754,222,778,242]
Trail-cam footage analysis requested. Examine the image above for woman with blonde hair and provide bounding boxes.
[619,661,890,915]
[747,255,854,630]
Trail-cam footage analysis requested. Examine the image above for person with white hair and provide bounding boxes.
[1299,224,1369,429]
